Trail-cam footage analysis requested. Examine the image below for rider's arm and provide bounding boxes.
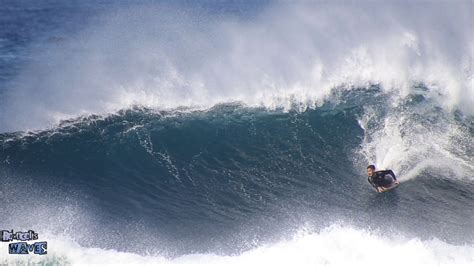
[368,176,378,189]
[387,170,397,180]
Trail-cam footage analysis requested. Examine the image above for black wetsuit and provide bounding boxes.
[368,170,397,189]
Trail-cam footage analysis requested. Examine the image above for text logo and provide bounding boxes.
[1,230,47,255]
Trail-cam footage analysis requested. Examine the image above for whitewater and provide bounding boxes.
[0,1,472,265]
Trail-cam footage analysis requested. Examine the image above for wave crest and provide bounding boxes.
[0,2,472,132]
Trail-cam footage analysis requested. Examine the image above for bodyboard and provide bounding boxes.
[378,180,400,193]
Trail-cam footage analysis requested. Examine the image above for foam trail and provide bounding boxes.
[357,86,474,182]
[401,159,444,182]
[1,225,472,265]
[0,1,472,132]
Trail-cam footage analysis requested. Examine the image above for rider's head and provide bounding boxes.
[367,165,376,177]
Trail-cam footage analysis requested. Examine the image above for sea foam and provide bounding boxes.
[1,225,472,265]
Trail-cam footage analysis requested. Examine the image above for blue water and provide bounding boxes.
[0,1,473,264]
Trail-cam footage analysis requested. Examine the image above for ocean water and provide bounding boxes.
[0,1,473,265]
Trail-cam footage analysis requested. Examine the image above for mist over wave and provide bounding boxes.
[0,1,472,132]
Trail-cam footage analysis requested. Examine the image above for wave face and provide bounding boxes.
[1,88,473,263]
[0,1,473,265]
